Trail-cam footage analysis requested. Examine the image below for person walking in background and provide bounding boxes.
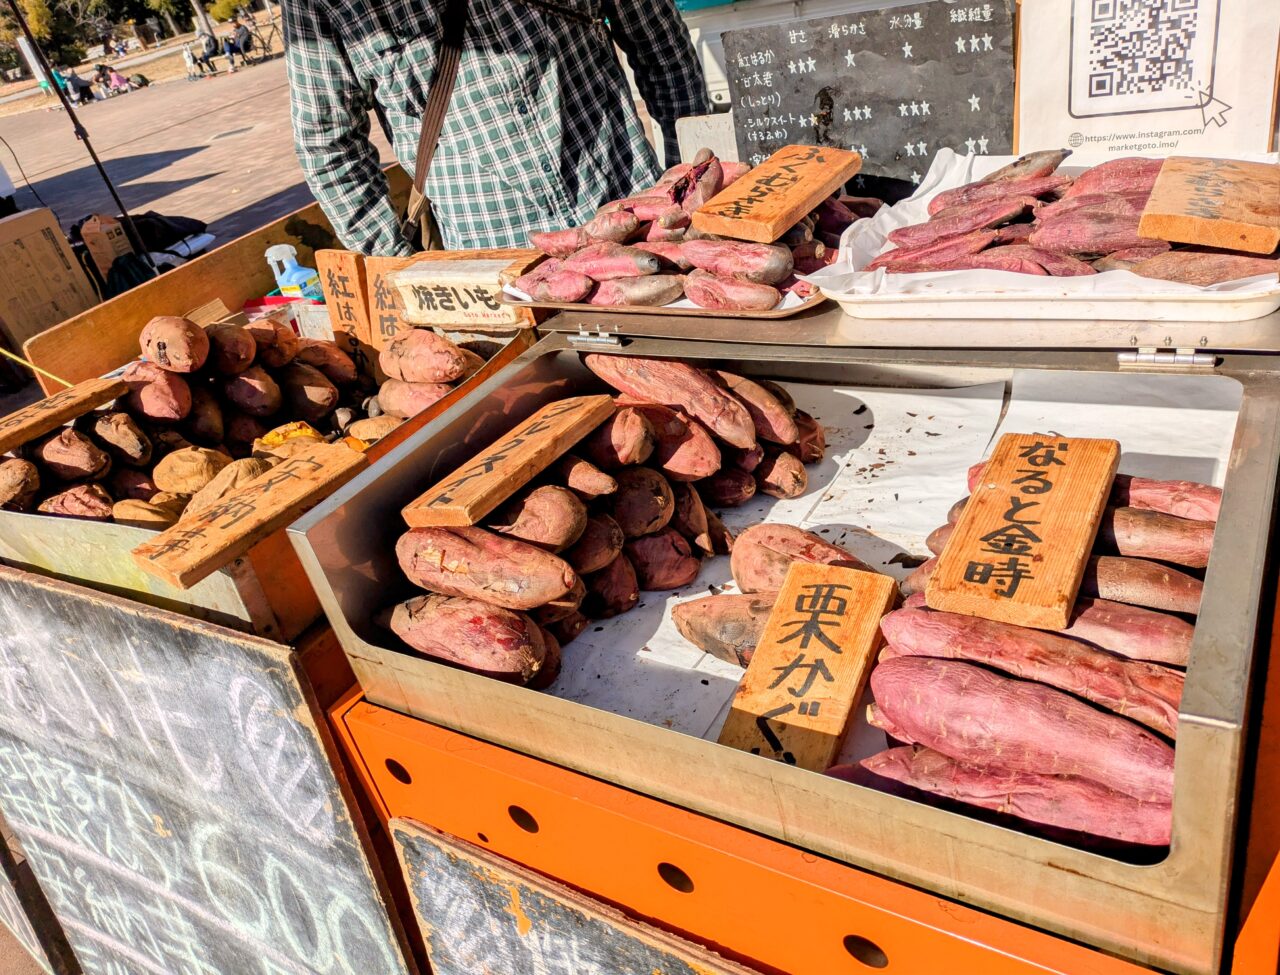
[283,0,708,254]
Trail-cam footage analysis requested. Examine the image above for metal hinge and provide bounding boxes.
[567,326,623,348]
[1117,347,1218,370]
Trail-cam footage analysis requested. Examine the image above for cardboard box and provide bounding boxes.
[0,208,96,350]
[79,213,132,279]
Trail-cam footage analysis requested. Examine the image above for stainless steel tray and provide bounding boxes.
[289,335,1280,975]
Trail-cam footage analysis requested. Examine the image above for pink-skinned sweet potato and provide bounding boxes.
[900,556,937,595]
[720,161,752,186]
[37,483,113,520]
[927,173,1073,216]
[853,746,1170,846]
[701,468,756,507]
[34,429,110,481]
[1133,250,1280,286]
[671,481,711,553]
[563,513,625,575]
[222,365,281,417]
[680,240,793,285]
[583,354,757,450]
[514,260,594,303]
[626,528,701,590]
[139,315,209,373]
[526,627,562,689]
[386,593,547,683]
[684,269,781,311]
[583,210,640,243]
[490,485,587,552]
[553,454,617,499]
[706,509,734,555]
[613,400,720,481]
[754,379,796,416]
[1098,506,1214,568]
[947,496,969,524]
[378,378,452,419]
[245,318,299,368]
[755,450,808,499]
[396,525,576,610]
[870,656,1175,803]
[610,466,675,537]
[581,407,655,469]
[531,226,591,258]
[531,575,586,625]
[1061,157,1162,200]
[887,197,1039,251]
[1028,211,1147,257]
[123,360,192,421]
[879,607,1183,738]
[981,149,1071,184]
[588,275,684,306]
[926,522,954,556]
[380,328,478,384]
[1060,597,1193,667]
[632,241,693,270]
[295,338,359,385]
[711,371,799,444]
[672,591,776,667]
[582,553,640,618]
[732,524,874,593]
[183,386,225,446]
[564,242,660,280]
[727,443,764,474]
[865,229,998,273]
[207,323,257,375]
[1083,556,1202,616]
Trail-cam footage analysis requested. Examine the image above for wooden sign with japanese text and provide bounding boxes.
[392,260,525,328]
[132,443,367,589]
[927,433,1119,630]
[402,395,613,528]
[691,144,862,243]
[0,376,126,456]
[718,563,896,772]
[1139,157,1280,255]
[316,249,373,348]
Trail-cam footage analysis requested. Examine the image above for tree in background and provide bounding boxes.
[0,0,88,66]
[144,0,186,36]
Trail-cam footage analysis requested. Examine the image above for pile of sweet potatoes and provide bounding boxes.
[837,464,1222,848]
[373,327,487,424]
[519,149,874,311]
[0,314,377,527]
[868,150,1280,284]
[386,354,830,688]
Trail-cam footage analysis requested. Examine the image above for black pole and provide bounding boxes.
[5,0,157,271]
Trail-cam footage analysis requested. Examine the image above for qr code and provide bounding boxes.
[1070,0,1219,117]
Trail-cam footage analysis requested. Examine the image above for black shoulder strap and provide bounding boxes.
[413,0,468,193]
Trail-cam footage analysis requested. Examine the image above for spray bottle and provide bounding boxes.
[265,244,324,301]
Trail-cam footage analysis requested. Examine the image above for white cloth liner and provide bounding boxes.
[503,283,807,312]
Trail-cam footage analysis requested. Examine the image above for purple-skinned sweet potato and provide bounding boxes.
[927,173,1073,216]
[582,553,640,618]
[490,485,587,552]
[680,240,793,285]
[672,591,776,667]
[865,229,997,273]
[887,197,1039,251]
[1029,211,1146,257]
[183,386,225,446]
[563,513,625,575]
[547,611,588,648]
[207,323,257,375]
[1060,597,1193,667]
[513,258,594,303]
[732,523,874,593]
[588,274,684,306]
[277,362,339,423]
[727,443,764,474]
[564,242,660,280]
[386,593,548,683]
[1098,506,1214,568]
[683,268,782,312]
[670,481,711,553]
[981,149,1071,184]
[610,467,675,537]
[781,410,826,464]
[614,400,720,481]
[706,509,734,554]
[632,241,693,270]
[531,226,591,258]
[581,407,655,469]
[245,318,299,368]
[755,450,808,499]
[222,365,281,417]
[124,360,192,422]
[626,528,701,590]
[1132,250,1280,286]
[139,315,209,373]
[1060,157,1162,200]
[702,468,756,507]
[108,467,158,502]
[295,338,359,385]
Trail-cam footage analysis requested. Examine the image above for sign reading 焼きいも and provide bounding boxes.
[391,260,524,328]
[927,433,1119,630]
[718,562,896,772]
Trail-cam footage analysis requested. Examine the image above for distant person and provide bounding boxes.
[182,43,198,80]
[108,68,132,93]
[62,68,96,105]
[195,29,218,73]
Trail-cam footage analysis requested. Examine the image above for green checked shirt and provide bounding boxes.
[283,0,709,255]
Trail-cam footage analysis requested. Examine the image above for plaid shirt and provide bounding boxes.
[283,0,709,255]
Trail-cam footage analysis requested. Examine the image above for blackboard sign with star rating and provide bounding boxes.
[722,0,1015,196]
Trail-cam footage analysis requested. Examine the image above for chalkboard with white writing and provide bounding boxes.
[722,0,1015,194]
[0,566,410,975]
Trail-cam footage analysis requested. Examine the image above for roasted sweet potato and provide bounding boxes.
[34,429,110,481]
[627,527,701,591]
[982,148,1071,184]
[584,210,640,243]
[386,593,548,683]
[152,446,232,495]
[139,316,208,373]
[223,365,282,417]
[754,379,796,416]
[88,411,152,467]
[183,386,225,446]
[671,481,711,553]
[531,575,586,625]
[123,360,192,422]
[396,525,576,610]
[610,467,675,537]
[1098,506,1214,568]
[527,627,562,689]
[347,415,404,442]
[926,522,954,556]
[245,318,299,368]
[582,553,640,618]
[553,454,617,499]
[632,241,693,270]
[207,323,257,375]
[732,524,874,593]
[582,407,655,469]
[582,354,757,450]
[378,378,452,419]
[513,259,594,303]
[1082,555,1203,615]
[588,274,684,307]
[186,456,274,517]
[947,496,969,524]
[701,468,756,507]
[672,592,776,667]
[108,467,158,502]
[900,557,937,595]
[711,371,799,444]
[547,611,588,648]
[727,443,764,474]
[684,270,781,311]
[277,362,340,423]
[531,226,592,258]
[224,411,270,455]
[295,338,359,385]
[380,328,479,384]
[1112,475,1221,523]
[37,483,113,520]
[615,401,720,481]
[564,242,661,280]
[755,450,808,499]
[0,459,39,511]
[491,485,587,552]
[563,514,625,575]
[706,509,734,554]
[680,240,793,285]
[1060,597,1193,667]
[111,498,181,530]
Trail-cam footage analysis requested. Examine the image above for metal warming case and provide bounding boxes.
[289,327,1280,975]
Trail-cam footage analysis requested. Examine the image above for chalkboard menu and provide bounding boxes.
[723,0,1015,190]
[0,567,409,975]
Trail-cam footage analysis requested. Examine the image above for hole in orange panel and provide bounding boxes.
[477,833,489,843]
[657,862,694,893]
[507,805,539,833]
[842,935,888,968]
[385,759,412,784]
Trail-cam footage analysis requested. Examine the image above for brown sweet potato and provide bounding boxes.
[901,557,937,595]
[563,514,625,575]
[926,522,954,556]
[582,553,640,618]
[491,485,587,552]
[1060,598,1193,667]
[245,318,299,368]
[1083,556,1202,615]
[671,481,711,553]
[380,328,479,384]
[582,354,757,450]
[396,526,576,610]
[123,360,192,422]
[706,509,734,554]
[553,454,617,499]
[672,592,776,667]
[588,275,685,307]
[680,240,793,285]
[222,365,282,417]
[627,527,701,591]
[532,574,586,625]
[378,378,452,419]
[614,401,720,481]
[108,467,158,502]
[565,242,661,280]
[139,316,209,373]
[727,443,764,473]
[783,410,826,464]
[732,524,874,593]
[527,627,562,689]
[547,611,588,648]
[711,371,799,444]
[277,362,340,423]
[879,607,1183,738]
[347,415,404,442]
[111,498,181,530]
[582,407,655,469]
[34,429,110,481]
[754,379,796,416]
[184,387,225,446]
[152,446,232,495]
[224,412,270,454]
[88,411,152,467]
[386,593,547,683]
[0,459,39,511]
[206,323,257,375]
[1098,506,1214,568]
[295,338,359,385]
[755,451,807,499]
[947,496,969,524]
[37,483,113,520]
[610,467,675,537]
[701,468,756,507]
[684,269,781,311]
[186,457,274,517]
[870,657,1174,803]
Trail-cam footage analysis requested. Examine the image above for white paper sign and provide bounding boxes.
[1018,0,1280,161]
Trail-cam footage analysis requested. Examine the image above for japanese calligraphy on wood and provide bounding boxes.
[133,443,368,589]
[691,144,862,243]
[390,819,757,975]
[928,433,1119,630]
[402,395,613,528]
[1139,157,1280,254]
[718,563,896,772]
[0,376,126,456]
[720,1,1015,189]
[0,567,410,975]
[392,260,526,328]
[316,249,374,351]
